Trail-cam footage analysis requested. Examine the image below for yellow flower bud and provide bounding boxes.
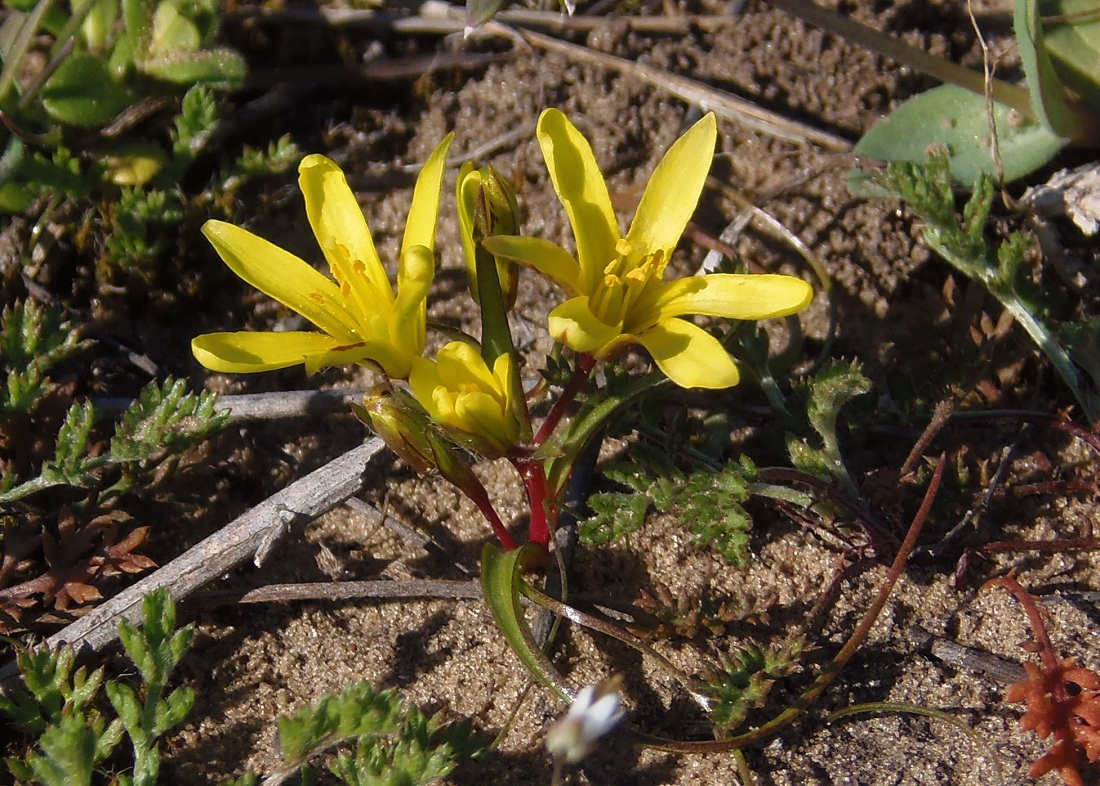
[409,342,525,459]
[457,163,520,310]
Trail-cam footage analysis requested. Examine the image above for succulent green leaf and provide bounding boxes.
[139,47,246,84]
[852,84,1065,189]
[480,543,571,703]
[1042,0,1100,109]
[40,53,134,126]
[1015,0,1097,140]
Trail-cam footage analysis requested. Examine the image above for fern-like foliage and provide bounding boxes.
[273,682,483,785]
[702,638,805,732]
[786,359,871,494]
[875,152,1098,421]
[104,377,227,497]
[104,187,186,272]
[0,301,89,417]
[327,710,480,786]
[0,378,227,504]
[581,455,758,566]
[1,590,193,786]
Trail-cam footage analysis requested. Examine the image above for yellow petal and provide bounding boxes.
[625,113,717,255]
[395,244,435,318]
[636,319,740,389]
[401,133,454,260]
[298,155,390,305]
[192,331,340,373]
[201,221,358,341]
[456,390,515,448]
[304,340,404,376]
[456,162,481,296]
[537,109,620,291]
[409,356,445,417]
[435,342,499,395]
[481,235,582,296]
[547,297,624,354]
[654,274,813,321]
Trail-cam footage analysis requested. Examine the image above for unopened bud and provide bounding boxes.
[354,386,437,475]
[457,162,520,310]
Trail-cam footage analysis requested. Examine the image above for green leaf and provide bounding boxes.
[1042,0,1100,109]
[326,710,481,786]
[1015,0,1098,140]
[579,491,650,545]
[121,0,153,55]
[480,543,571,703]
[23,712,100,786]
[43,401,97,486]
[702,638,805,731]
[674,457,757,567]
[139,47,245,84]
[40,52,134,126]
[852,84,1065,189]
[277,682,406,765]
[108,378,227,465]
[787,360,870,492]
[149,0,200,53]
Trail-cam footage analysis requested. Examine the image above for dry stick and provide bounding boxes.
[197,578,483,606]
[94,389,371,422]
[517,29,852,152]
[0,439,386,683]
[230,4,736,34]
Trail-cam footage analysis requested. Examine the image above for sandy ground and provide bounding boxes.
[9,0,1100,784]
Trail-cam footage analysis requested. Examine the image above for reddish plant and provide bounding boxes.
[994,575,1100,786]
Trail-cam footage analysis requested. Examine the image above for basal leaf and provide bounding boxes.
[1042,0,1100,108]
[852,84,1064,189]
[40,53,133,126]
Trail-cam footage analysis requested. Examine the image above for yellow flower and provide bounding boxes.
[483,109,813,389]
[192,135,453,379]
[409,342,524,458]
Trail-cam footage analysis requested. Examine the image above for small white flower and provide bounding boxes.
[545,678,625,763]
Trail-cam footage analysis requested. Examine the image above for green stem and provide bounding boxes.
[927,233,1096,423]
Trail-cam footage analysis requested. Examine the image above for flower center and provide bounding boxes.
[588,239,666,327]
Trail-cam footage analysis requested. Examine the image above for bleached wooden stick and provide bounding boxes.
[0,438,385,680]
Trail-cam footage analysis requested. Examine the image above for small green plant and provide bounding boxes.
[874,152,1100,422]
[580,454,758,566]
[0,377,228,504]
[786,359,872,496]
[702,638,806,732]
[0,300,228,629]
[0,301,89,418]
[0,589,194,786]
[235,681,483,785]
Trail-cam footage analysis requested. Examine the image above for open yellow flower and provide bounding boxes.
[483,109,813,389]
[192,134,453,379]
[409,342,524,458]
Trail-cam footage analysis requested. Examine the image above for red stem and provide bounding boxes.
[464,481,516,551]
[993,574,1059,671]
[513,458,553,549]
[533,353,595,447]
